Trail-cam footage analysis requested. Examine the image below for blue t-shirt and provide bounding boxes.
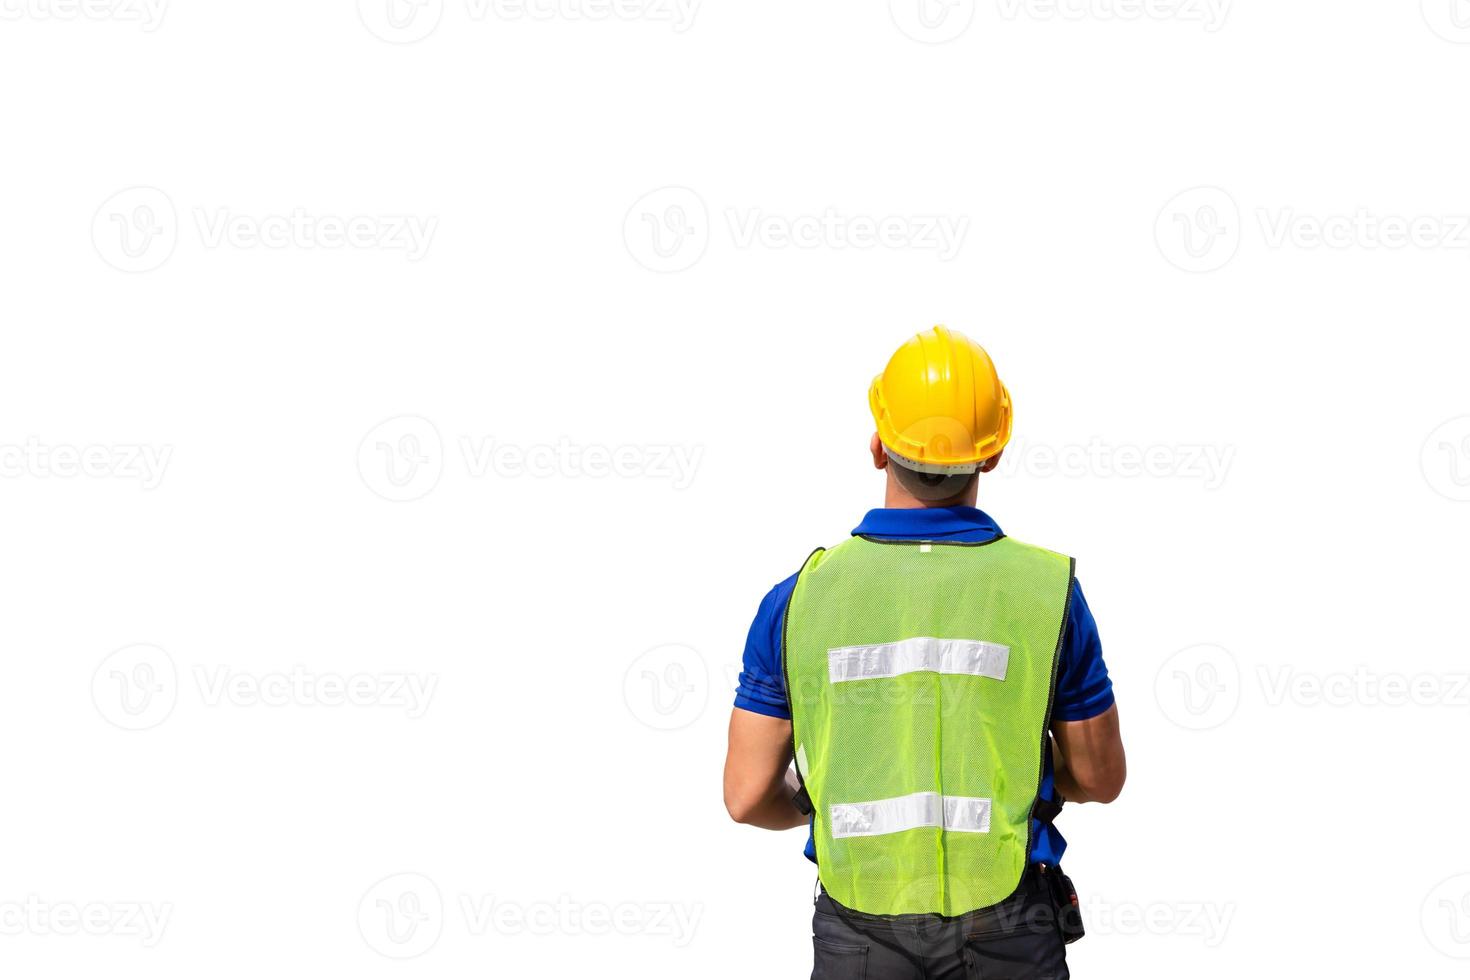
[733,506,1114,867]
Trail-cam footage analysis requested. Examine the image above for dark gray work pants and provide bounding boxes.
[811,866,1072,980]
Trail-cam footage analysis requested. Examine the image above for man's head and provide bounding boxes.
[868,326,1011,508]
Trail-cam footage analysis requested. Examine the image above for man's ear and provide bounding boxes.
[870,433,888,470]
[979,449,1003,474]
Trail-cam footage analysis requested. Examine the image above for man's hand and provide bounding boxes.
[1051,704,1126,804]
[723,708,809,830]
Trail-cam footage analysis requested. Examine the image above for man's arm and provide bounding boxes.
[723,708,808,830]
[1051,703,1126,804]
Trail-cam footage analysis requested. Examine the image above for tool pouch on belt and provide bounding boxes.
[1045,867,1085,944]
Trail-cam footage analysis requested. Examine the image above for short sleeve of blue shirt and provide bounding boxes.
[732,572,800,719]
[1051,578,1114,722]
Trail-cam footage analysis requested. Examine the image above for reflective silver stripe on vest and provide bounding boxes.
[829,791,992,839]
[827,637,1009,684]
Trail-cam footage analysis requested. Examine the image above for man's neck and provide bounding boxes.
[883,484,979,509]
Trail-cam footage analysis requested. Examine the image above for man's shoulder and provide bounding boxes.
[762,569,801,606]
[993,533,1072,563]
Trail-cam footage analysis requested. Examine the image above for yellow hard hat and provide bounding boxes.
[869,325,1012,474]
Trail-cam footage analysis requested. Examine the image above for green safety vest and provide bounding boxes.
[783,534,1074,917]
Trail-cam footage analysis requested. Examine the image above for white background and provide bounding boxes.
[3,1,1469,977]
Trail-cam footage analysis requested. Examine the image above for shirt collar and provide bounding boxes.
[851,506,1004,542]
